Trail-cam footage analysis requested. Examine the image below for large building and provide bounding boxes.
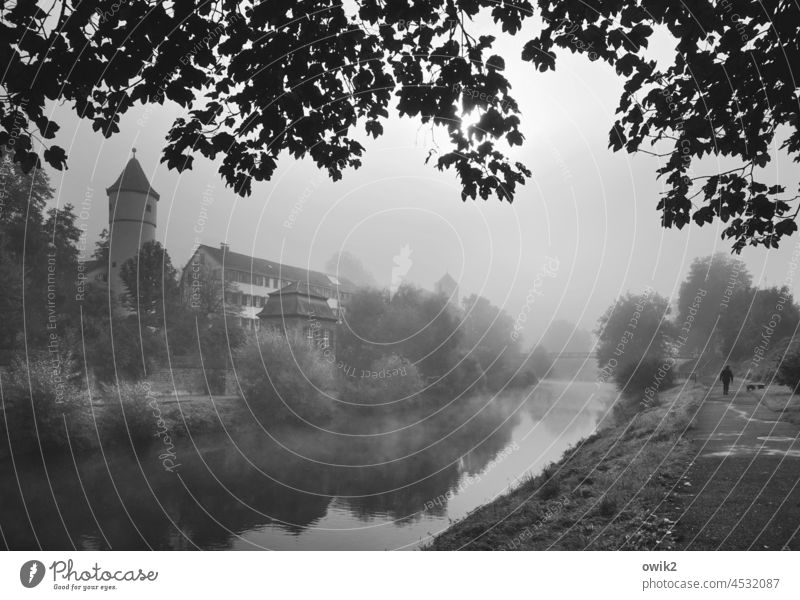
[83,150,160,298]
[107,149,159,297]
[180,243,356,331]
[86,153,356,330]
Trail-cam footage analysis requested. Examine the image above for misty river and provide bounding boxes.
[0,380,617,550]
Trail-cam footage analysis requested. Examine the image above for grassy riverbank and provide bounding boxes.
[761,387,800,426]
[427,383,706,550]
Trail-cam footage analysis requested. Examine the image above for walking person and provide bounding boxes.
[720,365,734,396]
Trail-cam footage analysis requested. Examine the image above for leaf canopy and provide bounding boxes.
[2,0,799,250]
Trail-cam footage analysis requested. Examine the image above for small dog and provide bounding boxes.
[746,382,766,391]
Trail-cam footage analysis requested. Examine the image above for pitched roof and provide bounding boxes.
[436,272,458,286]
[258,282,338,321]
[106,155,160,200]
[195,244,356,292]
[433,273,458,289]
[269,280,328,299]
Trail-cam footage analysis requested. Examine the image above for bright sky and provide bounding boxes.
[42,17,800,350]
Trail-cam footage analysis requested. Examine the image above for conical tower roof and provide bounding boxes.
[106,150,160,200]
[436,271,457,287]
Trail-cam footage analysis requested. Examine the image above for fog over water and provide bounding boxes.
[0,380,615,550]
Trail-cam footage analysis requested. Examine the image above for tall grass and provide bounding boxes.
[1,350,90,450]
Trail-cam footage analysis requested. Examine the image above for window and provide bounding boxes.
[321,329,331,349]
[146,204,152,213]
[111,261,116,267]
[242,294,250,306]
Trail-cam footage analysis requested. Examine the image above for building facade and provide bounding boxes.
[106,149,159,298]
[81,150,160,299]
[258,281,338,350]
[89,155,358,332]
[180,243,356,330]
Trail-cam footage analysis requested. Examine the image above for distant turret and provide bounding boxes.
[106,149,159,298]
[434,272,459,306]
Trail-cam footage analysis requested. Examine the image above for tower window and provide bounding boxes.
[146,204,152,213]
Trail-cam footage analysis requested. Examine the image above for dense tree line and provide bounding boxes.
[337,285,545,396]
[597,253,800,404]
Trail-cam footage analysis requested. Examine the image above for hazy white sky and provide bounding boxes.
[43,18,800,349]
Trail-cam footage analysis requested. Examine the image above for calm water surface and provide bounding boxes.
[0,380,616,550]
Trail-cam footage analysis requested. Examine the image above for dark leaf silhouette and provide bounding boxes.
[1,1,799,249]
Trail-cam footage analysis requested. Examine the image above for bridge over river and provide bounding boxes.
[544,351,701,360]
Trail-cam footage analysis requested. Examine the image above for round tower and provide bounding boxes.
[106,149,159,299]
